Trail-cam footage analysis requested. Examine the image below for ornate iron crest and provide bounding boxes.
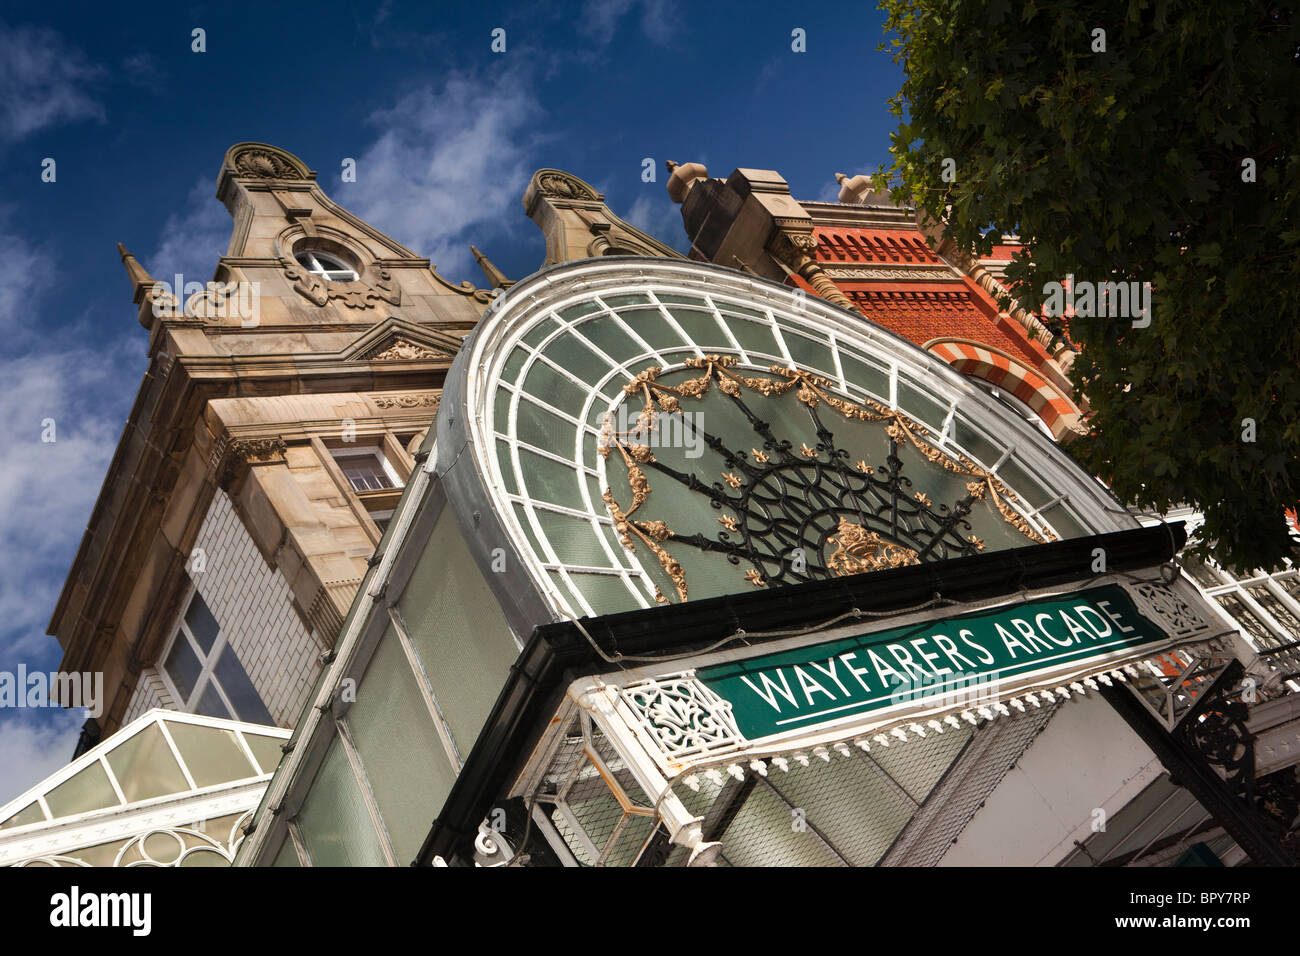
[600,355,1052,602]
[1131,580,1211,639]
[618,674,745,761]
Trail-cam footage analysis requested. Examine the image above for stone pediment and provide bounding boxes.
[343,319,462,364]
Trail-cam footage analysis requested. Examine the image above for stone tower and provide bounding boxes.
[49,143,502,738]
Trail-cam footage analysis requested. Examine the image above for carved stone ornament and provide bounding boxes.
[279,256,401,311]
[537,171,599,201]
[219,437,287,487]
[370,339,447,361]
[768,231,818,270]
[373,393,441,410]
[230,437,287,463]
[231,147,306,180]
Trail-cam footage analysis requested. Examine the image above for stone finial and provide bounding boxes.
[666,160,708,204]
[835,172,876,204]
[117,243,155,302]
[118,242,179,328]
[470,245,512,289]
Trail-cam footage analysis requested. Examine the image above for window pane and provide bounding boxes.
[720,781,846,867]
[867,724,973,803]
[297,738,388,867]
[764,754,914,865]
[195,683,231,719]
[273,836,301,867]
[242,732,286,775]
[1183,560,1223,590]
[0,802,45,829]
[45,760,120,817]
[184,592,220,653]
[398,512,519,752]
[164,633,203,702]
[522,356,588,413]
[213,646,275,725]
[347,629,458,862]
[63,839,129,867]
[517,448,584,510]
[105,722,189,802]
[1275,575,1300,599]
[339,456,394,492]
[166,721,258,788]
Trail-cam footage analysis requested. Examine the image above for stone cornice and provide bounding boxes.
[798,200,917,229]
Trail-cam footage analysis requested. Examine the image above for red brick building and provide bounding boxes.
[665,163,1085,441]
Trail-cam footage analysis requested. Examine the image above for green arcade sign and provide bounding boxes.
[696,585,1169,741]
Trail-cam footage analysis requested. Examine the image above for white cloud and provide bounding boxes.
[120,52,164,91]
[579,0,675,47]
[0,213,133,672]
[147,177,230,285]
[338,67,546,282]
[816,178,844,203]
[0,348,128,664]
[0,21,104,144]
[623,193,688,251]
[0,215,47,336]
[0,215,135,810]
[753,56,786,96]
[0,710,85,807]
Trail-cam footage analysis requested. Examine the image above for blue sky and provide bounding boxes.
[0,0,905,803]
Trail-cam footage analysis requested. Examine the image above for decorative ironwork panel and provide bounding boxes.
[1129,580,1212,640]
[618,673,745,760]
[602,356,1050,601]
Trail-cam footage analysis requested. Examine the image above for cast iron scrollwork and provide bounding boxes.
[600,356,1052,602]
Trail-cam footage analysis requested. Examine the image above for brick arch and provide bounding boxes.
[925,338,1083,441]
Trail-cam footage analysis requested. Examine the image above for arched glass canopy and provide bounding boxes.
[446,259,1134,621]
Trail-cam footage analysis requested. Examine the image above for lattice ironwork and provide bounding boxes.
[601,356,1051,601]
[1170,660,1300,861]
[618,674,744,761]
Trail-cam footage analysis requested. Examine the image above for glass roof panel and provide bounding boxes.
[273,836,302,867]
[0,711,291,836]
[616,307,686,352]
[105,722,189,803]
[166,721,258,788]
[44,760,119,818]
[0,802,44,829]
[241,731,287,775]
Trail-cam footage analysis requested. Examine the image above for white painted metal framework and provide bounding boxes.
[464,260,1139,621]
[0,709,289,867]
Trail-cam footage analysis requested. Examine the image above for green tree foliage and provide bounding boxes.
[875,0,1299,571]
